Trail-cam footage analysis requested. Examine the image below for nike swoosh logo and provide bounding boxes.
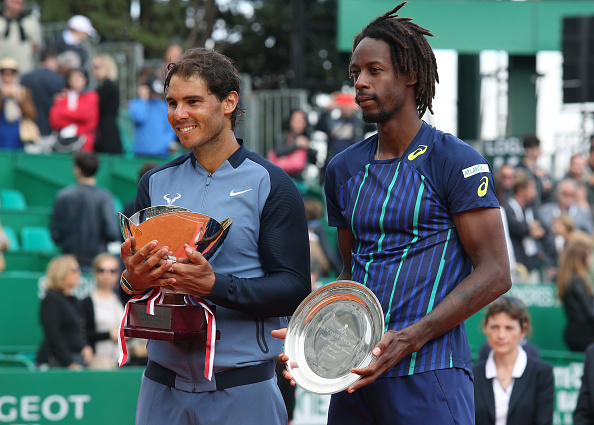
[230,189,253,197]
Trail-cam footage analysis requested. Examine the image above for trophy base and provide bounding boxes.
[124,301,220,342]
[123,327,221,342]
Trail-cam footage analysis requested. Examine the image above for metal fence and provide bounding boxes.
[237,75,309,155]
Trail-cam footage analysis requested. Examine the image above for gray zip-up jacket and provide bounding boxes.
[122,141,311,392]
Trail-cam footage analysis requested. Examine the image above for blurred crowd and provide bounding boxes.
[0,0,181,157]
[0,0,374,170]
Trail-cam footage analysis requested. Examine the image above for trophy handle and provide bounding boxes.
[118,212,139,240]
[220,217,233,230]
[201,217,233,261]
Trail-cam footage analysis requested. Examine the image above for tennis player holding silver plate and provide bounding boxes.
[284,280,384,394]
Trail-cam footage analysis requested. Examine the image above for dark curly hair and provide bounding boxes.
[163,48,244,130]
[352,2,438,118]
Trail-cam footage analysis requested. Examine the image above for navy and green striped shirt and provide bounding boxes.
[324,122,498,377]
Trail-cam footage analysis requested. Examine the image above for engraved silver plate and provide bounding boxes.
[284,280,384,395]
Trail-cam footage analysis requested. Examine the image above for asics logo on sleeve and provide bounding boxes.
[477,177,488,197]
[164,193,181,205]
[230,189,253,197]
[407,145,428,160]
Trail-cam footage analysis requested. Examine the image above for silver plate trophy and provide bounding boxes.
[119,206,232,341]
[284,280,384,394]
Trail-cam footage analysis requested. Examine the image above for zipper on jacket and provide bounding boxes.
[188,342,199,392]
[201,173,213,214]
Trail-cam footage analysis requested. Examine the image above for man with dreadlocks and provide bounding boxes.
[276,2,511,424]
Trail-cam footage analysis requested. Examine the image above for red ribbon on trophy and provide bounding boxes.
[118,287,217,380]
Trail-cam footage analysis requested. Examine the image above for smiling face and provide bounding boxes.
[350,37,414,124]
[166,74,238,151]
[484,312,526,356]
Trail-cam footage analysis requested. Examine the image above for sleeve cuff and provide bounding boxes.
[207,273,231,304]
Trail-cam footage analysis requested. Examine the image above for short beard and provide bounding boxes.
[362,107,393,124]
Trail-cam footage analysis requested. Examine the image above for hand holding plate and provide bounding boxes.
[271,328,297,386]
[348,325,425,393]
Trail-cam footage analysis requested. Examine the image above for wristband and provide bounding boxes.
[120,272,145,296]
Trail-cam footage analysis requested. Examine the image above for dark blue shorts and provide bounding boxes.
[327,368,474,425]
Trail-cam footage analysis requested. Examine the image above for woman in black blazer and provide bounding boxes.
[473,296,554,425]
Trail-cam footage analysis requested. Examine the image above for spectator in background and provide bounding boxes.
[494,178,518,282]
[49,67,99,152]
[56,50,81,78]
[0,0,41,74]
[324,91,367,161]
[552,215,576,249]
[503,172,548,282]
[128,73,176,157]
[163,42,183,65]
[36,254,94,369]
[476,296,541,362]
[539,179,594,278]
[0,57,36,150]
[565,154,590,210]
[304,197,341,279]
[557,232,594,352]
[473,296,554,425]
[50,152,120,271]
[574,342,594,425]
[91,54,122,154]
[52,15,96,69]
[81,253,124,369]
[319,90,371,183]
[539,179,594,235]
[516,134,554,209]
[268,109,311,180]
[495,163,516,201]
[586,139,594,220]
[122,161,158,219]
[20,48,66,152]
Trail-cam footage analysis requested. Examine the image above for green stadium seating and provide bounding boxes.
[3,251,54,272]
[0,271,44,354]
[2,226,20,251]
[0,189,27,210]
[0,353,35,370]
[0,206,52,235]
[113,195,123,214]
[20,226,59,253]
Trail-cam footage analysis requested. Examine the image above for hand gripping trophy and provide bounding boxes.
[117,205,232,375]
